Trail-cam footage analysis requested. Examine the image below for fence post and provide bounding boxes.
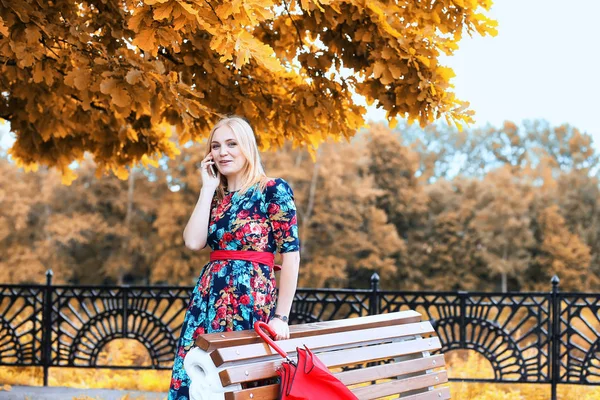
[369,273,380,316]
[458,291,467,348]
[122,288,128,338]
[550,275,560,400]
[42,269,53,386]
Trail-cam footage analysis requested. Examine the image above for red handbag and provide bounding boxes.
[254,322,358,400]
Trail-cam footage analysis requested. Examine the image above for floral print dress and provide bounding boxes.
[168,178,300,399]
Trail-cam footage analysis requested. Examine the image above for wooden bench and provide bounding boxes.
[184,310,450,400]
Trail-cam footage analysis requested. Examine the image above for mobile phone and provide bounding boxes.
[210,164,217,177]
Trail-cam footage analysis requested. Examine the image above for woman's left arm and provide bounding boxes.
[269,251,300,340]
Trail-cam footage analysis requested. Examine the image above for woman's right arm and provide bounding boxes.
[183,154,219,251]
[183,187,216,251]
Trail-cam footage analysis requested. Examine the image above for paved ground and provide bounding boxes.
[0,386,167,400]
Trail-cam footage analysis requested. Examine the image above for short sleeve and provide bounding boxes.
[266,179,300,253]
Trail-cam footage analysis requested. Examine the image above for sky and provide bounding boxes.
[366,0,600,144]
[2,0,600,150]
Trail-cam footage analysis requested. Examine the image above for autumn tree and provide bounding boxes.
[2,118,600,291]
[0,0,496,182]
[416,178,490,290]
[525,121,599,174]
[149,143,212,285]
[528,204,592,291]
[262,134,405,289]
[394,121,497,182]
[0,156,49,283]
[540,172,600,287]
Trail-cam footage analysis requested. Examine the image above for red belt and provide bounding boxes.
[210,250,281,271]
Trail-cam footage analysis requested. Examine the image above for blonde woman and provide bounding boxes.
[168,116,301,399]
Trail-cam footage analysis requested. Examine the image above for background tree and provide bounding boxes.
[0,0,496,181]
[1,119,599,291]
[417,178,490,290]
[528,204,592,291]
[470,167,535,292]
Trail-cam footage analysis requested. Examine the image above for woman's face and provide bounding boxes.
[210,125,247,178]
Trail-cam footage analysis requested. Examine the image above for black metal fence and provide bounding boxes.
[1,271,599,399]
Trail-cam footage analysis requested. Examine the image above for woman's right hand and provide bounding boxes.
[200,154,220,189]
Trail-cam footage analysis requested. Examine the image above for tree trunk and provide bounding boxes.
[120,168,135,285]
[299,147,321,261]
[501,246,508,293]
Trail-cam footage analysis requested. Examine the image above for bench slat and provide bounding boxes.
[352,371,448,399]
[197,310,422,351]
[213,321,435,367]
[223,354,446,400]
[224,386,451,400]
[391,387,451,400]
[224,386,278,400]
[220,336,442,385]
[335,353,446,385]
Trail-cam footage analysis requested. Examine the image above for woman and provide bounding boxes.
[168,116,301,399]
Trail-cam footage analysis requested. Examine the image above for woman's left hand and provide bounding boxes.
[268,317,290,340]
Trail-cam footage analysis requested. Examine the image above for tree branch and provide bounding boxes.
[69,94,108,113]
[0,57,17,66]
[282,0,305,48]
[203,0,223,24]
[159,49,183,66]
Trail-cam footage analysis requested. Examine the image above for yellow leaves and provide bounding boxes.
[234,38,251,69]
[416,56,430,67]
[60,168,78,186]
[112,165,130,180]
[127,8,149,32]
[210,28,283,72]
[454,120,464,132]
[388,64,403,79]
[64,68,91,91]
[299,0,311,12]
[234,30,283,72]
[140,154,159,168]
[436,66,456,82]
[373,61,386,79]
[24,26,41,44]
[126,128,139,142]
[153,2,175,20]
[32,62,55,85]
[133,27,157,55]
[379,46,395,61]
[100,78,132,109]
[1,0,496,182]
[473,13,499,37]
[175,0,198,16]
[13,158,39,173]
[0,17,9,37]
[216,1,239,20]
[125,69,144,85]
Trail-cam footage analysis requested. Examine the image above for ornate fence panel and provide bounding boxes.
[49,285,190,370]
[378,290,552,383]
[558,293,600,385]
[0,285,44,367]
[0,271,598,400]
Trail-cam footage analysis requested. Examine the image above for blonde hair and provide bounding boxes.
[206,116,269,200]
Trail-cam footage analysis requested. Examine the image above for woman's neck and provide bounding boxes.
[226,173,244,192]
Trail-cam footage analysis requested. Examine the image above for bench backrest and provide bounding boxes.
[196,311,450,400]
